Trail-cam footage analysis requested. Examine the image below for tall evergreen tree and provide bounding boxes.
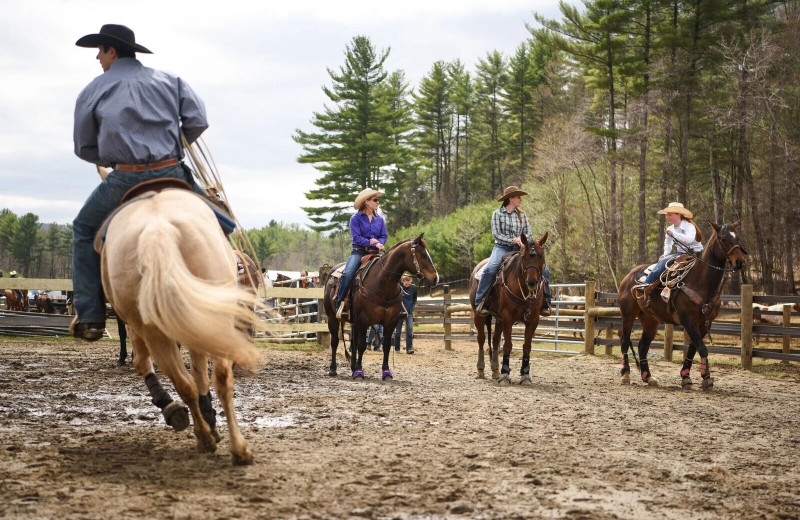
[11,213,40,275]
[474,51,509,195]
[294,36,410,232]
[449,60,475,205]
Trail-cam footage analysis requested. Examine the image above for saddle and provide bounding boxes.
[94,178,237,254]
[633,254,696,309]
[327,255,389,320]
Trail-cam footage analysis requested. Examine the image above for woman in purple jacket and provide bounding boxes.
[335,188,388,320]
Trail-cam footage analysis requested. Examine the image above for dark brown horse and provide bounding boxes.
[322,233,439,379]
[4,289,28,311]
[469,233,548,384]
[618,221,747,389]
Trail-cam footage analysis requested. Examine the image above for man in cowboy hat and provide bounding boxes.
[474,186,551,317]
[70,24,209,341]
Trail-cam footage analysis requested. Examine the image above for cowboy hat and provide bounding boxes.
[354,188,384,210]
[76,24,153,54]
[497,185,528,202]
[657,202,693,219]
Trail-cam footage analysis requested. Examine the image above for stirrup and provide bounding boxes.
[474,298,489,317]
[335,301,348,320]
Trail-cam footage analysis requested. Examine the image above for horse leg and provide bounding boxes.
[130,332,189,432]
[683,319,714,390]
[519,321,535,386]
[489,316,500,379]
[637,316,659,386]
[380,322,394,380]
[328,319,339,377]
[145,330,216,454]
[351,322,365,379]
[188,350,221,443]
[212,357,253,465]
[475,315,486,379]
[117,317,128,366]
[498,321,513,385]
[680,341,698,388]
[619,298,638,385]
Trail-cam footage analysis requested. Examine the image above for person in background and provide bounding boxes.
[367,323,384,351]
[394,274,418,354]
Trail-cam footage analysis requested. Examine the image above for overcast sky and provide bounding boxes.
[0,0,562,229]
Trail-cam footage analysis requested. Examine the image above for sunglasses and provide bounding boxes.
[370,198,380,203]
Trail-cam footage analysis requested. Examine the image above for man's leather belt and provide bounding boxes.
[115,158,179,172]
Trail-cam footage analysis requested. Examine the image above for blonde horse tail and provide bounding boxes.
[136,219,260,370]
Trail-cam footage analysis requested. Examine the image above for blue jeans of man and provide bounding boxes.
[367,324,383,349]
[72,164,205,324]
[644,254,678,284]
[475,244,514,303]
[394,313,414,352]
[336,249,369,307]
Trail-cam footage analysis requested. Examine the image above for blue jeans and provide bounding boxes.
[336,249,369,306]
[72,164,205,323]
[394,313,414,351]
[367,324,383,348]
[644,254,678,284]
[475,244,514,303]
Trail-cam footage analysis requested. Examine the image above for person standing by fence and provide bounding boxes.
[394,274,418,354]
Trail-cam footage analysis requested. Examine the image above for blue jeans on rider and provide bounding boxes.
[644,254,678,284]
[475,244,515,303]
[335,249,370,307]
[394,313,414,352]
[71,164,205,324]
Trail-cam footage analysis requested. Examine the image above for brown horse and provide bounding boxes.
[97,188,261,464]
[322,233,439,379]
[4,289,28,311]
[35,293,60,314]
[469,233,548,384]
[618,221,747,389]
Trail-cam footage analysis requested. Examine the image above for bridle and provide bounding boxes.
[379,240,426,281]
[517,248,543,301]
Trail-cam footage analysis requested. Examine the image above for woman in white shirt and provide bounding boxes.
[644,202,704,284]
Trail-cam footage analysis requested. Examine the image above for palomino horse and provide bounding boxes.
[322,233,439,379]
[469,233,548,384]
[4,289,28,311]
[97,188,261,464]
[618,221,747,389]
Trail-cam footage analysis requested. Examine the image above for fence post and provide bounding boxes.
[583,280,596,355]
[741,284,753,370]
[664,324,674,362]
[782,304,791,361]
[443,284,452,351]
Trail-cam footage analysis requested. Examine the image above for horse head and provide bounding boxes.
[407,233,439,287]
[519,232,548,292]
[709,221,747,275]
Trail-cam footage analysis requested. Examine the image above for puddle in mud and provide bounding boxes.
[253,414,297,428]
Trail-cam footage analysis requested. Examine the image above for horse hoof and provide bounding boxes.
[116,359,126,367]
[197,435,217,454]
[498,376,511,386]
[681,376,693,388]
[381,369,393,381]
[232,449,254,466]
[646,377,659,387]
[210,428,222,443]
[491,371,501,380]
[328,369,337,377]
[701,377,714,390]
[620,373,630,385]
[352,370,365,380]
[162,401,190,432]
[519,376,532,386]
[476,370,485,379]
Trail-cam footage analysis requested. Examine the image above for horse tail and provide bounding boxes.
[486,314,493,346]
[136,219,260,370]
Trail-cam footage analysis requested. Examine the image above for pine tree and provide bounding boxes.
[474,51,509,195]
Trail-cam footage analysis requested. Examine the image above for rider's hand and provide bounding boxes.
[369,238,378,245]
[376,243,385,251]
[512,237,522,246]
[666,230,673,237]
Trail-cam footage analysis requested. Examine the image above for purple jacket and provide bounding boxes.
[350,211,387,249]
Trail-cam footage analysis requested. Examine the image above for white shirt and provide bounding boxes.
[663,219,703,256]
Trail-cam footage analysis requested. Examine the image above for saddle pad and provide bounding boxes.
[475,265,486,281]
[635,264,657,284]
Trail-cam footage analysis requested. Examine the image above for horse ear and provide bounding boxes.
[521,234,529,246]
[413,232,425,245]
[538,232,549,247]
[708,221,721,232]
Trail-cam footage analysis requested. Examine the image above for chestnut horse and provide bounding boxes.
[469,233,548,384]
[97,188,261,464]
[4,289,28,311]
[618,221,747,389]
[322,233,439,379]
[35,293,59,314]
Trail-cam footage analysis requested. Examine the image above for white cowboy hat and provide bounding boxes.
[354,188,384,210]
[657,202,693,219]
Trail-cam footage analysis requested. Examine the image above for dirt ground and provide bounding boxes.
[1,336,799,520]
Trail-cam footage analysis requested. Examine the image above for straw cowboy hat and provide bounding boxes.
[497,185,528,202]
[657,202,693,219]
[75,24,153,54]
[354,188,384,210]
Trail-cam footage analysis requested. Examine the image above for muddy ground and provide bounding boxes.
[1,336,798,520]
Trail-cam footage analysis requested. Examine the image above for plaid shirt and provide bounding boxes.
[491,208,531,246]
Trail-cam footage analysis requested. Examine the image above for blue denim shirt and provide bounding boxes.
[349,211,387,249]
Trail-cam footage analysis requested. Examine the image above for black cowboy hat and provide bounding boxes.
[75,24,153,54]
